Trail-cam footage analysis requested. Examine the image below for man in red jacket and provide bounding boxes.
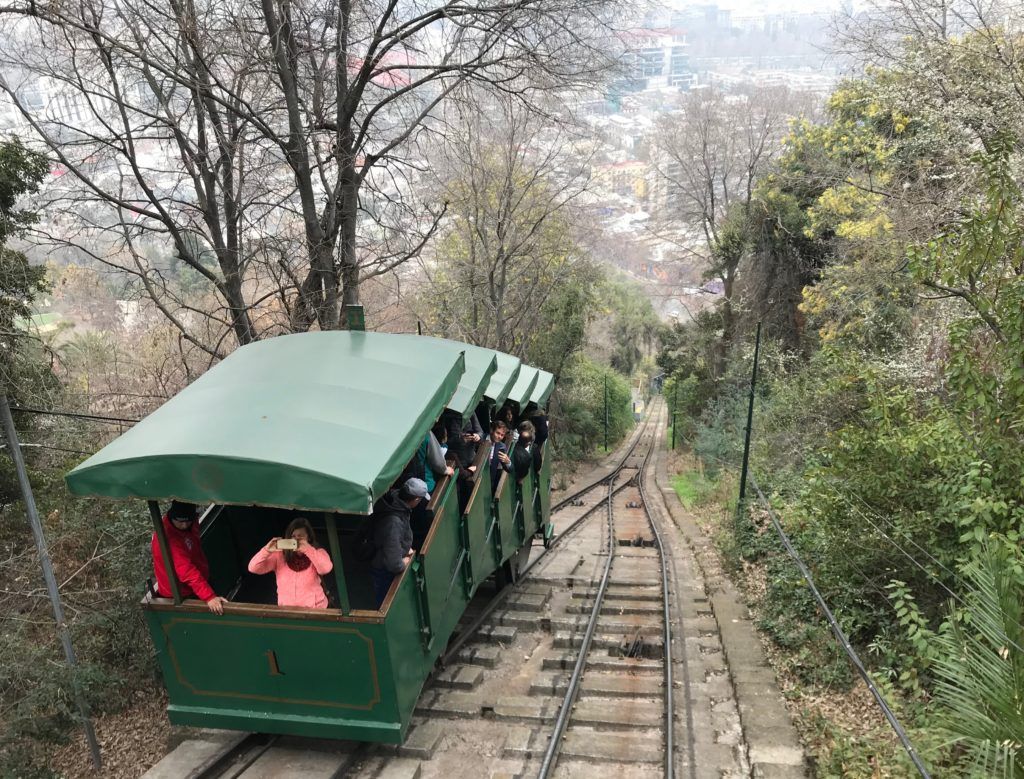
[151,500,229,614]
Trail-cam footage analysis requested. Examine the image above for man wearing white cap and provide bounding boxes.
[369,477,430,607]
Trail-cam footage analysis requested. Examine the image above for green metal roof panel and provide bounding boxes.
[65,332,465,514]
[507,365,539,406]
[530,370,555,408]
[388,335,496,417]
[486,352,522,406]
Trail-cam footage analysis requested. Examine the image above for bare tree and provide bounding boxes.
[649,85,806,355]
[417,94,595,368]
[0,0,620,355]
[833,0,1021,67]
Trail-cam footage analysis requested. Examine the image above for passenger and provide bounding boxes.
[247,517,333,609]
[370,478,430,608]
[417,425,453,494]
[446,453,476,514]
[489,419,513,492]
[497,403,518,443]
[443,409,484,467]
[524,404,549,449]
[151,500,229,614]
[512,421,538,483]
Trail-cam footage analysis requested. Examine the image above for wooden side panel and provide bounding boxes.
[538,443,552,528]
[145,606,403,742]
[464,463,495,595]
[495,472,517,563]
[519,468,538,538]
[419,479,464,658]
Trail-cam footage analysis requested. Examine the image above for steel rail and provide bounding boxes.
[536,475,618,778]
[536,406,663,778]
[548,411,654,514]
[194,733,279,779]
[635,403,678,779]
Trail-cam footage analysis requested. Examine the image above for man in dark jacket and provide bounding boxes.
[489,419,513,492]
[443,410,484,468]
[512,421,537,483]
[370,478,429,607]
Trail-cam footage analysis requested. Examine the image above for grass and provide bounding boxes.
[14,311,65,333]
[671,469,717,509]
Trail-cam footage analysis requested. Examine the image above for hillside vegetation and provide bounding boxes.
[659,20,1024,777]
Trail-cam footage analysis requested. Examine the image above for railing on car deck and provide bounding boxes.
[461,441,496,593]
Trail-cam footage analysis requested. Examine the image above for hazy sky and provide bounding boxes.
[697,0,843,14]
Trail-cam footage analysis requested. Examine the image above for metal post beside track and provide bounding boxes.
[737,321,762,524]
[604,374,609,453]
[0,393,102,769]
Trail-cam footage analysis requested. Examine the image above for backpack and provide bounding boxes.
[353,515,377,563]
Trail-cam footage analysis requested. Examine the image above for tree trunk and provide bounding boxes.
[220,253,256,345]
[338,152,359,317]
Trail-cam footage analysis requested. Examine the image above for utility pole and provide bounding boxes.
[603,375,609,452]
[671,379,678,450]
[738,321,763,517]
[0,394,101,769]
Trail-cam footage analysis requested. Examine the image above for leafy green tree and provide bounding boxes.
[601,278,663,377]
[0,140,54,506]
[0,139,50,394]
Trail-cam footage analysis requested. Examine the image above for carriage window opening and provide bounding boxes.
[246,516,334,610]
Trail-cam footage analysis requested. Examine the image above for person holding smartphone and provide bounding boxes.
[369,478,431,608]
[443,410,484,467]
[489,420,513,492]
[248,517,333,609]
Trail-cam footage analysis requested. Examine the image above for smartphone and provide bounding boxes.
[276,538,298,551]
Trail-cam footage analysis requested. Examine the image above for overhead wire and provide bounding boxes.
[683,436,937,773]
[0,442,94,457]
[819,478,1024,656]
[9,406,141,425]
[748,474,933,778]
[689,427,1024,655]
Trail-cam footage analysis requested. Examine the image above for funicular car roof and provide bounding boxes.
[507,365,539,407]
[486,351,522,408]
[530,369,555,409]
[388,335,499,416]
[65,332,465,514]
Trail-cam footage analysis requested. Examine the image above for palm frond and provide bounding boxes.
[931,544,1024,779]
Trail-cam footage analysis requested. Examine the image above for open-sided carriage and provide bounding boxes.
[64,332,554,743]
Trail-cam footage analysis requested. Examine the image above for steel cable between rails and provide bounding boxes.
[748,474,933,779]
[635,402,688,779]
[536,404,668,777]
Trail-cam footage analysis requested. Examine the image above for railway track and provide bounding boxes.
[352,400,681,778]
[152,403,690,779]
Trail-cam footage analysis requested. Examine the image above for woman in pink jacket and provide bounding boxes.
[248,517,333,609]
